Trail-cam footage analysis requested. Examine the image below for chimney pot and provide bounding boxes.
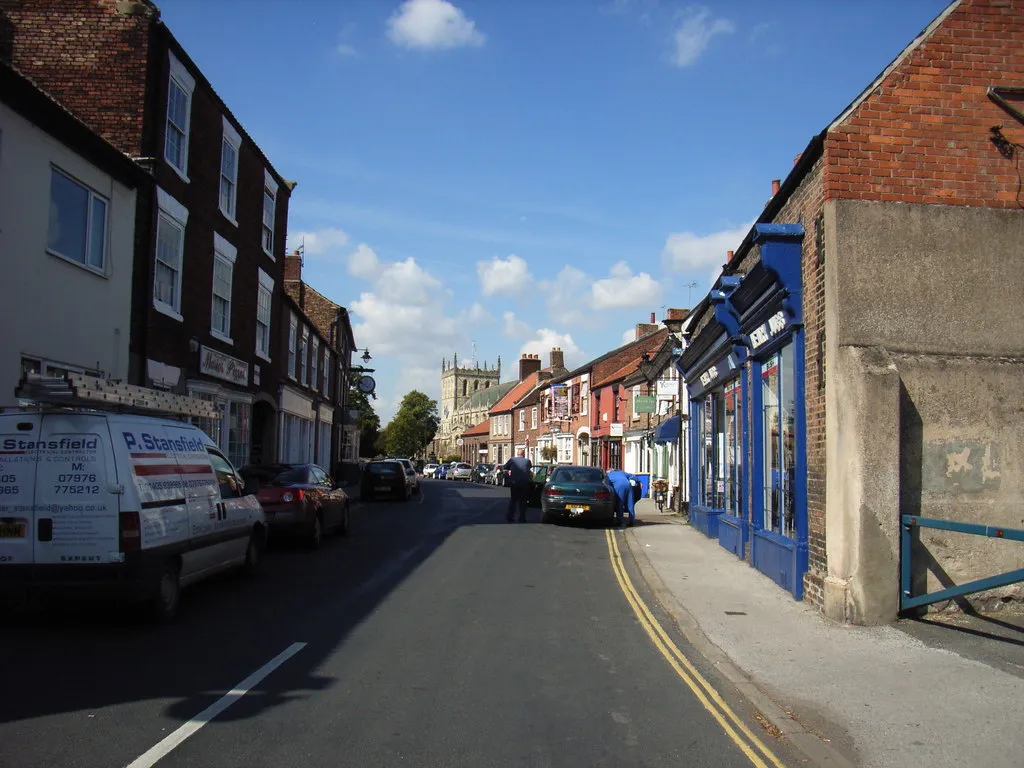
[793,153,802,166]
[727,250,734,263]
[771,179,781,196]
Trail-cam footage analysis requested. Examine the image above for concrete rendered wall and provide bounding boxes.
[826,199,1024,622]
[0,102,135,406]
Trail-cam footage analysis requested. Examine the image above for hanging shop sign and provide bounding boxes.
[748,310,789,350]
[634,394,656,414]
[200,346,249,386]
[656,379,677,396]
[551,384,570,419]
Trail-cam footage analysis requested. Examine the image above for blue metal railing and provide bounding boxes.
[900,515,1024,612]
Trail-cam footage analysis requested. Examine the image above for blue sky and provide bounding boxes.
[157,0,951,422]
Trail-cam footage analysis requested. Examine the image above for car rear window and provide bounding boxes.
[369,463,400,475]
[241,464,305,486]
[550,468,604,484]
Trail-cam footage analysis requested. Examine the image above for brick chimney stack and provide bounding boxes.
[664,308,689,322]
[285,250,302,283]
[771,179,781,196]
[727,249,735,263]
[549,347,564,370]
[635,320,660,340]
[518,353,542,381]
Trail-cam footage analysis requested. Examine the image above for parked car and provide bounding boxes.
[436,463,449,479]
[540,465,616,525]
[393,458,420,492]
[239,463,350,548]
[450,462,473,481]
[527,464,555,507]
[472,463,493,483]
[423,463,440,478]
[489,464,510,486]
[361,460,414,501]
[0,408,266,621]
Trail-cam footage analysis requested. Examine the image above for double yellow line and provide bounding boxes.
[604,530,787,768]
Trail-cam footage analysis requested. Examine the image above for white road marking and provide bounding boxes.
[125,642,307,768]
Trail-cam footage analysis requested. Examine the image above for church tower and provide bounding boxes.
[438,353,501,455]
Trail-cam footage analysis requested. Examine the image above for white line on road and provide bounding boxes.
[124,642,307,768]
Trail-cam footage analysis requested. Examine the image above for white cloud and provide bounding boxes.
[519,329,585,370]
[670,7,734,67]
[336,43,358,57]
[387,0,485,50]
[288,228,350,260]
[502,311,531,339]
[621,328,635,345]
[591,261,663,310]
[477,254,533,296]
[661,222,752,279]
[377,257,445,306]
[539,265,591,327]
[460,302,493,325]
[348,243,382,279]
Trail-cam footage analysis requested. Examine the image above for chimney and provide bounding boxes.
[549,347,564,370]
[518,353,542,381]
[635,321,659,340]
[793,153,802,166]
[726,249,734,263]
[771,179,781,196]
[285,250,302,283]
[664,307,689,322]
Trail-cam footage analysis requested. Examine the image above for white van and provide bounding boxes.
[0,409,267,620]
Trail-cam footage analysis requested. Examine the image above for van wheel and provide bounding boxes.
[149,560,181,622]
[307,515,322,550]
[243,530,263,576]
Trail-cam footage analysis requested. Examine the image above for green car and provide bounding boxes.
[539,465,616,525]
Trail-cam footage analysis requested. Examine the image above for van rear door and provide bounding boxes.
[31,413,120,566]
[0,413,42,566]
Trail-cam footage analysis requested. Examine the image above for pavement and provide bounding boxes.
[0,480,806,768]
[624,499,1024,768]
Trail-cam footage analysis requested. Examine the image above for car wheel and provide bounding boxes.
[243,529,264,576]
[148,559,181,622]
[307,514,323,550]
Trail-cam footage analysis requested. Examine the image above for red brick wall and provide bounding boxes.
[7,0,153,156]
[824,0,1024,209]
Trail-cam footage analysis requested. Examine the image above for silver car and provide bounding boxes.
[450,462,473,481]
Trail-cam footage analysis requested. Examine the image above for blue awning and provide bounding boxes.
[654,415,680,444]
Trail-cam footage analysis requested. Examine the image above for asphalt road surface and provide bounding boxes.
[0,479,799,768]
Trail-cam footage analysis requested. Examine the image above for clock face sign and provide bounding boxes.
[358,375,376,394]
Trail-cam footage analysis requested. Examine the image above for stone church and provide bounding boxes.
[434,354,514,459]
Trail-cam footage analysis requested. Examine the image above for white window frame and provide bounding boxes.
[46,165,109,275]
[531,407,538,429]
[262,169,278,258]
[518,409,525,431]
[256,268,273,362]
[219,117,241,225]
[323,351,331,395]
[298,325,309,386]
[288,312,297,378]
[210,233,236,344]
[153,187,188,322]
[311,337,320,392]
[580,376,589,417]
[165,53,194,182]
[632,385,641,421]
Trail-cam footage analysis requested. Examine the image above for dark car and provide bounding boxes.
[361,460,414,502]
[527,464,554,507]
[471,463,494,483]
[394,458,420,493]
[539,465,616,525]
[239,463,351,548]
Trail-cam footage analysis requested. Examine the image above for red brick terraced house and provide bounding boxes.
[458,418,491,465]
[5,0,296,469]
[487,354,543,466]
[510,349,568,465]
[677,0,1024,623]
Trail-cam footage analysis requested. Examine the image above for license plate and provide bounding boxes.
[567,505,590,513]
[375,486,389,492]
[0,522,25,538]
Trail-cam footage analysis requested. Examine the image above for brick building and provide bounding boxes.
[678,0,1024,623]
[5,0,295,469]
[510,348,568,464]
[487,354,545,465]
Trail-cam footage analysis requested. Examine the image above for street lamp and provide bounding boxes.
[360,348,372,363]
[662,314,687,515]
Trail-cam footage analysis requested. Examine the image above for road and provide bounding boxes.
[0,480,798,768]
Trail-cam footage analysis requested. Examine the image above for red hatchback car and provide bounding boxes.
[239,463,351,548]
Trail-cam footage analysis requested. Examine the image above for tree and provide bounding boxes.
[348,385,380,458]
[382,391,439,458]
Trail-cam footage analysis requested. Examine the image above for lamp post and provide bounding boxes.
[662,315,687,515]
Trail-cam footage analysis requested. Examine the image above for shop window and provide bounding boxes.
[761,344,796,538]
[694,377,742,514]
[608,440,622,471]
[227,401,250,469]
[723,378,742,518]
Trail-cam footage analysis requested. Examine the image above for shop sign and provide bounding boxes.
[200,346,249,386]
[749,310,788,350]
[610,423,624,437]
[697,354,737,388]
[634,395,656,414]
[656,379,677,396]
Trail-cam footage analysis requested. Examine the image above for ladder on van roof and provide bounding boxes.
[11,373,222,421]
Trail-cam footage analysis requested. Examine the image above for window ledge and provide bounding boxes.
[255,349,272,363]
[46,249,107,279]
[220,209,238,228]
[262,247,276,261]
[210,329,234,345]
[166,161,190,184]
[154,300,183,322]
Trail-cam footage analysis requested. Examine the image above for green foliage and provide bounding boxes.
[441,453,462,463]
[382,391,439,459]
[348,385,380,457]
[540,445,558,462]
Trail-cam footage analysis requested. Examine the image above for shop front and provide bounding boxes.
[680,224,808,599]
[186,345,257,469]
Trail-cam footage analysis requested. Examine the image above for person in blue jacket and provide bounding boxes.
[606,469,639,527]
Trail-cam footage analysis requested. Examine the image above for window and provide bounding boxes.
[518,410,525,431]
[47,167,107,272]
[281,413,314,463]
[571,382,580,415]
[154,188,188,319]
[211,234,236,341]
[557,436,573,464]
[262,170,278,256]
[256,269,273,360]
[323,352,331,395]
[189,389,221,445]
[608,440,622,471]
[165,53,194,179]
[298,326,309,386]
[761,344,796,538]
[632,385,641,421]
[288,313,297,377]
[207,449,242,498]
[317,421,331,467]
[311,337,320,391]
[693,377,742,516]
[227,400,250,469]
[219,117,241,222]
[581,377,589,416]
[531,407,538,429]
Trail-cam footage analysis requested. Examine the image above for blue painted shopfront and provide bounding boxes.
[679,223,809,600]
